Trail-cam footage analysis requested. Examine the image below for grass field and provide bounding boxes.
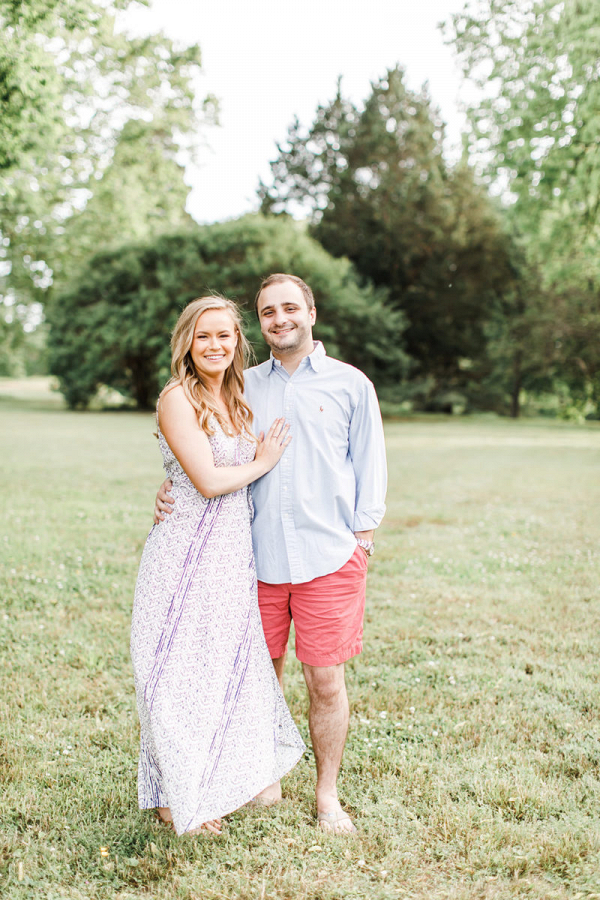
[2,383,600,899]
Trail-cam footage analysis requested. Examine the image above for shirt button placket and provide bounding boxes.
[281,382,299,580]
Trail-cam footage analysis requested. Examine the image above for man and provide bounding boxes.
[155,274,387,833]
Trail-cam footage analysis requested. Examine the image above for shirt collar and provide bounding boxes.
[269,340,326,374]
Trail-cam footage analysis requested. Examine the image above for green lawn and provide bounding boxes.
[2,389,600,899]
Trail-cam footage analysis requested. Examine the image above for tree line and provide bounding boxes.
[2,0,598,417]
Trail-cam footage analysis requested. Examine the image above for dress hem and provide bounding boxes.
[138,744,306,836]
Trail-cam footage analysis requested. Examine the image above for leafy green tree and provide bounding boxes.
[473,245,556,417]
[58,119,194,284]
[447,0,600,223]
[0,0,214,313]
[259,67,515,407]
[47,215,409,409]
[447,0,600,414]
[0,0,78,175]
[0,312,47,376]
[0,312,25,376]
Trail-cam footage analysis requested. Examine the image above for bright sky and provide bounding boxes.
[123,0,472,224]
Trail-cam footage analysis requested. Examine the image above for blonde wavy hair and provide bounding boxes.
[162,296,254,436]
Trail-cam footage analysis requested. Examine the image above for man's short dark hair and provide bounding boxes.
[254,274,315,316]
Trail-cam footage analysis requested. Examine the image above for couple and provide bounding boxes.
[131,273,387,837]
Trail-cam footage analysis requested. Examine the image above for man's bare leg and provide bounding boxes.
[272,652,286,690]
[252,653,287,804]
[302,662,355,833]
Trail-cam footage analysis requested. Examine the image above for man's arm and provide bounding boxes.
[348,378,387,537]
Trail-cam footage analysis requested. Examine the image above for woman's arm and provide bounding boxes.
[158,386,289,499]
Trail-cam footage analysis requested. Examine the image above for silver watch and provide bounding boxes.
[356,538,375,556]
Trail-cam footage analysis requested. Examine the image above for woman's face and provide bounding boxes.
[190,309,238,382]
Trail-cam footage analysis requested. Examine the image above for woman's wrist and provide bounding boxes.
[253,457,270,479]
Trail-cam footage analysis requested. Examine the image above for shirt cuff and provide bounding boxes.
[353,505,386,532]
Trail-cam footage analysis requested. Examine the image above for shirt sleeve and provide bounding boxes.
[348,377,387,531]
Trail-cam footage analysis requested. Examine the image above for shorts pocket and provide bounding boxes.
[355,544,369,570]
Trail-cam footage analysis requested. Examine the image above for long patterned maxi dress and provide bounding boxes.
[131,419,305,835]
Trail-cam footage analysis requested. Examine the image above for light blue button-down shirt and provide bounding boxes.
[244,341,387,585]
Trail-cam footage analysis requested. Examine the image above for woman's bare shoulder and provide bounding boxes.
[158,383,197,426]
[159,382,184,405]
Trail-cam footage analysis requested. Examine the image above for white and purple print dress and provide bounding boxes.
[131,418,305,835]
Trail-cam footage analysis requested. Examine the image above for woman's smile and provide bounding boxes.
[190,309,238,379]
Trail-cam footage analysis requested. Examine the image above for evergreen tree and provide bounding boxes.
[47,216,409,409]
[260,67,514,407]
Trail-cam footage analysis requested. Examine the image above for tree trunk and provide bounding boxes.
[129,357,157,410]
[510,350,522,418]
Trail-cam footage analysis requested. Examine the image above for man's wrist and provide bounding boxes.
[355,536,375,557]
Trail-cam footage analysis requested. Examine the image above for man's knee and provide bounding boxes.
[303,663,346,705]
[272,653,286,687]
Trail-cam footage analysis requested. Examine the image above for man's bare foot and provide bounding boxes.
[250,780,282,807]
[316,797,357,834]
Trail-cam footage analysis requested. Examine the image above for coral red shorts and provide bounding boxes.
[257,545,368,667]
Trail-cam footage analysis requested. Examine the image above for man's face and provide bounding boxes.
[257,281,316,355]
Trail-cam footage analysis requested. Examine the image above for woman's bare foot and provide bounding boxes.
[188,818,222,835]
[155,807,222,835]
[251,780,282,807]
[156,807,173,828]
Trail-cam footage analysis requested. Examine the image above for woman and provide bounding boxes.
[131,296,305,836]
